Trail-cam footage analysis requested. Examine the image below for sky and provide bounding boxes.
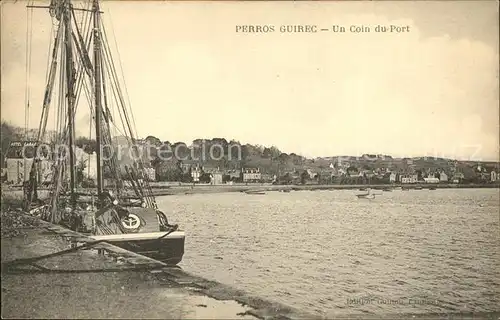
[1,0,499,161]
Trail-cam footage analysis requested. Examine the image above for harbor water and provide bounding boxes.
[157,188,500,317]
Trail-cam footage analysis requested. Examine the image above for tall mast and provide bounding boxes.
[63,0,77,207]
[93,0,104,199]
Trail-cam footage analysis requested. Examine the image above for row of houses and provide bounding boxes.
[3,141,499,186]
[188,167,265,184]
[1,150,265,186]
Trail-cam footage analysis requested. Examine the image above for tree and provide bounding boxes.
[199,173,211,183]
[144,135,162,146]
[281,172,292,184]
[75,136,97,154]
[171,142,190,159]
[347,166,358,174]
[262,147,272,158]
[278,153,289,164]
[239,145,249,167]
[76,159,86,186]
[416,170,423,181]
[181,172,193,183]
[1,121,21,166]
[300,171,309,185]
[270,146,281,159]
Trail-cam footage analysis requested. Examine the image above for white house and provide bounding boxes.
[424,177,440,183]
[210,172,223,185]
[439,172,448,182]
[389,172,397,183]
[191,167,202,182]
[400,174,418,184]
[492,171,498,182]
[242,168,261,182]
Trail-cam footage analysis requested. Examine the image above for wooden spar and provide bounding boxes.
[63,2,77,208]
[93,0,104,200]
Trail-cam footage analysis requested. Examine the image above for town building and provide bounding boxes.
[400,174,418,184]
[6,158,33,184]
[4,141,49,184]
[242,168,261,182]
[452,172,465,184]
[210,172,223,185]
[260,173,274,183]
[423,177,440,183]
[191,166,202,182]
[492,171,499,182]
[225,169,241,181]
[202,165,223,185]
[389,172,397,183]
[306,169,317,179]
[439,171,448,182]
[143,167,156,181]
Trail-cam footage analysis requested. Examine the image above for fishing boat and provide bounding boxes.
[356,193,375,199]
[245,190,266,195]
[356,188,376,199]
[22,0,185,265]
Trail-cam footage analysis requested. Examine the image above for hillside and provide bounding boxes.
[1,122,498,178]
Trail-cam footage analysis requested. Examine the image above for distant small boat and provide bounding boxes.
[414,186,423,190]
[356,193,375,199]
[429,187,436,190]
[279,189,291,193]
[356,188,376,199]
[245,190,266,195]
[382,187,392,192]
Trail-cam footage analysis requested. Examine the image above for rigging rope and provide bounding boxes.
[106,10,139,139]
[31,1,165,223]
[25,0,35,139]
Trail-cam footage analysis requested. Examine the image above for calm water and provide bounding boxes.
[157,189,500,316]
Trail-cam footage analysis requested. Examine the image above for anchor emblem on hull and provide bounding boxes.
[120,213,141,230]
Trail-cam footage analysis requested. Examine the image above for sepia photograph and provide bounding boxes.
[1,0,499,319]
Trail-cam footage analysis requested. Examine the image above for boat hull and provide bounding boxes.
[356,194,375,199]
[91,231,185,265]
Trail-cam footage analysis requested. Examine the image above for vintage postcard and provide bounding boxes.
[1,0,499,319]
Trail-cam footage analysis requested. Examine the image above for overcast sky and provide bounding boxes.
[1,0,499,160]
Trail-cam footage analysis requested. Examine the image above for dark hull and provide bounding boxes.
[109,236,185,265]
